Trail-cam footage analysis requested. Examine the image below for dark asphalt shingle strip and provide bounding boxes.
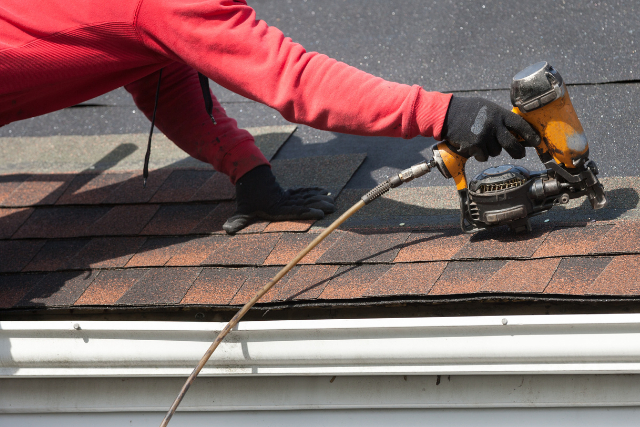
[56,172,133,205]
[116,267,202,306]
[64,236,147,270]
[429,260,508,296]
[454,227,550,260]
[202,233,281,266]
[181,267,250,305]
[165,235,229,266]
[22,239,91,272]
[12,206,112,239]
[0,173,31,204]
[74,269,147,306]
[482,258,562,293]
[317,264,393,300]
[85,204,160,236]
[190,172,236,202]
[0,273,47,308]
[140,204,216,235]
[365,262,447,297]
[16,270,99,308]
[0,207,34,239]
[102,169,173,204]
[588,255,640,295]
[316,231,410,264]
[251,0,640,91]
[188,202,234,235]
[533,224,615,258]
[124,236,192,267]
[263,231,342,266]
[1,174,74,207]
[545,256,614,295]
[230,266,286,305]
[271,153,366,197]
[267,264,339,302]
[0,240,46,273]
[149,170,214,203]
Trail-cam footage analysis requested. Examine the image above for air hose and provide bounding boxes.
[160,159,437,427]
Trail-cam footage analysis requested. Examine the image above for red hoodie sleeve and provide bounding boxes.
[133,0,452,140]
[124,62,269,183]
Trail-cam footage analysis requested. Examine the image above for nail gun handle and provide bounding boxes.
[432,142,469,191]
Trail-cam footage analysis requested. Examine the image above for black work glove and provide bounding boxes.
[442,96,540,161]
[223,165,335,234]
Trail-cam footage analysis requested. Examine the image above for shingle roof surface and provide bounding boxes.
[2,160,639,311]
[2,0,640,315]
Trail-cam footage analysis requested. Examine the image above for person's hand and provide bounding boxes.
[442,96,540,161]
[223,165,335,234]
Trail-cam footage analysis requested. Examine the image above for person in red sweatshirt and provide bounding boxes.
[0,0,539,234]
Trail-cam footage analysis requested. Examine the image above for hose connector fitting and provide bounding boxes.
[361,159,436,204]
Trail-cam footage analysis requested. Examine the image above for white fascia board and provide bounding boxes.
[4,374,640,413]
[2,313,640,378]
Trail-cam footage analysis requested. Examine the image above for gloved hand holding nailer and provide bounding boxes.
[442,96,541,161]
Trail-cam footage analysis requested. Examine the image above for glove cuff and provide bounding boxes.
[222,138,270,184]
[414,90,453,140]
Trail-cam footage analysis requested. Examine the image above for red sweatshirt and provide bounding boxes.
[0,0,452,183]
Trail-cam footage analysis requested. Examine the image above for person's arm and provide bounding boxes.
[126,61,334,234]
[124,61,270,183]
[133,0,452,141]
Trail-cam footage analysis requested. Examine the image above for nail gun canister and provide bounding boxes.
[510,61,588,169]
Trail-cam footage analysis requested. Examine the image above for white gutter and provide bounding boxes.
[2,313,640,377]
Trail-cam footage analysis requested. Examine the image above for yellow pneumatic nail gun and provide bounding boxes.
[430,61,608,233]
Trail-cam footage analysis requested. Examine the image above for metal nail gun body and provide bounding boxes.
[434,62,607,233]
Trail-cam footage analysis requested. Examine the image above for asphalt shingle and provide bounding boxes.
[166,235,229,266]
[75,269,147,305]
[149,170,214,203]
[22,239,90,272]
[140,204,215,235]
[481,258,561,293]
[366,262,447,297]
[203,233,281,266]
[533,225,615,258]
[429,260,507,295]
[85,204,160,236]
[181,267,249,305]
[394,229,469,262]
[102,169,172,204]
[0,240,46,273]
[56,172,133,205]
[1,174,74,207]
[125,236,191,267]
[65,237,147,270]
[0,273,46,308]
[0,207,33,239]
[117,267,202,305]
[12,206,111,239]
[16,270,99,308]
[316,231,410,264]
[545,257,613,295]
[318,264,392,300]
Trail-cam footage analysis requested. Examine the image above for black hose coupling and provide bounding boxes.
[361,159,436,205]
